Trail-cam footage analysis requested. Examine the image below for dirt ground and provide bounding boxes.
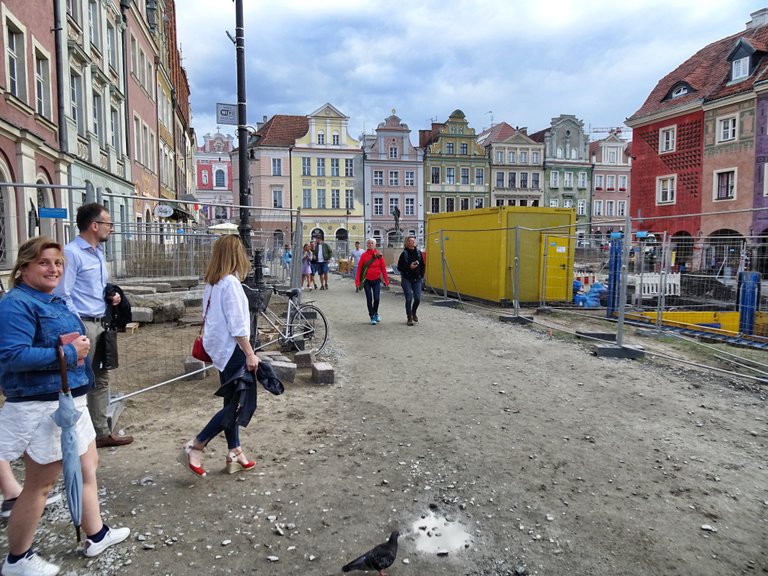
[2,272,766,576]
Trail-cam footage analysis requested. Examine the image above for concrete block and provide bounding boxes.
[121,285,157,295]
[592,344,645,359]
[256,351,283,362]
[274,355,292,363]
[132,307,154,323]
[184,356,207,380]
[311,361,335,384]
[576,331,616,342]
[270,360,296,383]
[499,314,533,324]
[294,350,315,368]
[144,282,172,293]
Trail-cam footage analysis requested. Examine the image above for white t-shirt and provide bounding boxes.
[201,274,250,371]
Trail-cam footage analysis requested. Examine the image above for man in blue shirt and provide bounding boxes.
[55,203,134,448]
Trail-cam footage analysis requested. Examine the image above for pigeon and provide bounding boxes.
[342,530,400,575]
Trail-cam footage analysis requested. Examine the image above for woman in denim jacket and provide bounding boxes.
[0,237,129,576]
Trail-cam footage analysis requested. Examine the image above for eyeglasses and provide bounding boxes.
[95,221,114,229]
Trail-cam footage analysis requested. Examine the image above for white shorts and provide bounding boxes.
[0,395,95,465]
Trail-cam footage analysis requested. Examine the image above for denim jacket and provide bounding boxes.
[0,284,93,401]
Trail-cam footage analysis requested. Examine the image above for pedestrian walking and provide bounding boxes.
[179,235,259,478]
[0,237,130,576]
[313,237,333,290]
[396,236,424,326]
[280,244,292,281]
[301,244,313,290]
[349,241,364,284]
[355,238,389,325]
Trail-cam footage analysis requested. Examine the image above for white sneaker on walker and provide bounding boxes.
[2,552,60,576]
[83,525,131,557]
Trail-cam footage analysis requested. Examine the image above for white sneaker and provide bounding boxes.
[82,525,130,558]
[2,552,60,576]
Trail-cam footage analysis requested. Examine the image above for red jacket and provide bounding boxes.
[355,249,389,287]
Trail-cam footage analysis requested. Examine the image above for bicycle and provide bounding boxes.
[244,285,329,355]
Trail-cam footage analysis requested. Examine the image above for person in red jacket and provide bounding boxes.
[355,238,390,325]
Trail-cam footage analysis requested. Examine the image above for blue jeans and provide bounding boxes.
[196,347,245,449]
[401,277,422,317]
[363,279,382,318]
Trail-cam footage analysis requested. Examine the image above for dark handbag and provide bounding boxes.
[96,327,119,370]
[192,294,212,363]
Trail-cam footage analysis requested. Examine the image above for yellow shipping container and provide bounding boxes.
[424,207,576,305]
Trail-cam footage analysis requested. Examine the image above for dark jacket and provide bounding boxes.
[104,283,132,330]
[397,248,424,280]
[216,362,284,428]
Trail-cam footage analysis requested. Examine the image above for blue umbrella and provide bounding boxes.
[50,345,83,542]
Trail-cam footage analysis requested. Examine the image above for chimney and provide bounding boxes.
[747,8,768,29]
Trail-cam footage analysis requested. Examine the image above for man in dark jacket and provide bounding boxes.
[313,238,333,290]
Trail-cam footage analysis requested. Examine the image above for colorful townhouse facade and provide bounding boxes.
[420,109,489,216]
[626,8,768,274]
[589,130,631,240]
[194,131,235,225]
[362,111,424,248]
[477,122,545,208]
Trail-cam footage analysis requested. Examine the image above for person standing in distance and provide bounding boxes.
[55,203,133,449]
[349,241,364,285]
[313,237,333,290]
[355,238,389,325]
[397,236,424,326]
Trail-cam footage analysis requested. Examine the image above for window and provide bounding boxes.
[595,174,604,188]
[460,168,469,185]
[389,146,398,159]
[7,25,25,100]
[316,158,325,177]
[593,200,603,216]
[201,171,208,185]
[475,168,484,186]
[405,197,415,216]
[389,197,399,215]
[659,126,676,153]
[549,199,559,208]
[617,200,626,216]
[563,199,573,208]
[496,172,504,188]
[107,23,117,69]
[578,171,587,189]
[496,150,503,163]
[619,175,628,190]
[508,172,516,188]
[460,198,469,210]
[302,157,311,176]
[110,107,120,154]
[671,85,688,98]
[446,142,454,154]
[71,72,84,135]
[520,151,527,164]
[373,170,383,186]
[133,116,141,163]
[405,171,415,186]
[431,167,440,184]
[331,158,339,177]
[130,35,137,75]
[520,172,528,188]
[34,52,51,117]
[331,189,340,209]
[215,169,225,187]
[88,1,101,47]
[606,175,616,190]
[345,159,354,177]
[139,49,146,86]
[272,188,283,208]
[508,151,516,163]
[316,188,326,208]
[714,169,736,200]
[564,172,573,188]
[531,173,540,188]
[272,158,282,176]
[460,143,467,155]
[606,200,615,216]
[608,150,617,164]
[718,116,737,142]
[93,92,103,144]
[67,0,81,22]
[577,199,586,216]
[446,168,455,184]
[532,151,540,164]
[474,198,484,208]
[388,170,399,186]
[317,131,324,145]
[345,189,354,209]
[373,197,384,215]
[732,56,749,81]
[496,198,505,207]
[445,198,455,212]
[332,132,339,146]
[550,171,560,188]
[303,189,312,209]
[657,175,676,204]
[430,197,440,213]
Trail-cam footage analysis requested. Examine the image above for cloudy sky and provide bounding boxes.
[176,0,765,142]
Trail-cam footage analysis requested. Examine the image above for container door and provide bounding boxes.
[541,235,570,301]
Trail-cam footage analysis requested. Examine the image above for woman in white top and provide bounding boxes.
[178,235,260,478]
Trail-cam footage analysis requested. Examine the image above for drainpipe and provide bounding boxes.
[53,0,67,151]
[119,0,131,160]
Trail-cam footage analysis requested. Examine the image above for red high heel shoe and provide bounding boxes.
[178,441,206,478]
[225,447,255,474]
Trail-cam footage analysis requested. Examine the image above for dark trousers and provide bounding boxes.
[401,277,422,317]
[363,279,382,318]
[196,346,245,450]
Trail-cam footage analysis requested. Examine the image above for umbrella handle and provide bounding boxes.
[57,345,70,394]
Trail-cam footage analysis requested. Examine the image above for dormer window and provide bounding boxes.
[665,82,693,101]
[732,56,749,80]
[671,85,688,98]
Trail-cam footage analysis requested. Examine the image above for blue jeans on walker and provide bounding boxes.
[196,347,245,450]
[363,278,382,318]
[401,277,422,317]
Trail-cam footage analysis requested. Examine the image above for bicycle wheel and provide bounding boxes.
[294,304,328,354]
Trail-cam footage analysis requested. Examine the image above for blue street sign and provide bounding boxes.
[39,207,67,219]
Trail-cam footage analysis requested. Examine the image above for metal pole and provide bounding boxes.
[616,213,632,347]
[235,0,251,257]
[513,225,521,316]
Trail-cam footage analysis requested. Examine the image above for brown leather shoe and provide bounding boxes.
[96,434,134,448]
